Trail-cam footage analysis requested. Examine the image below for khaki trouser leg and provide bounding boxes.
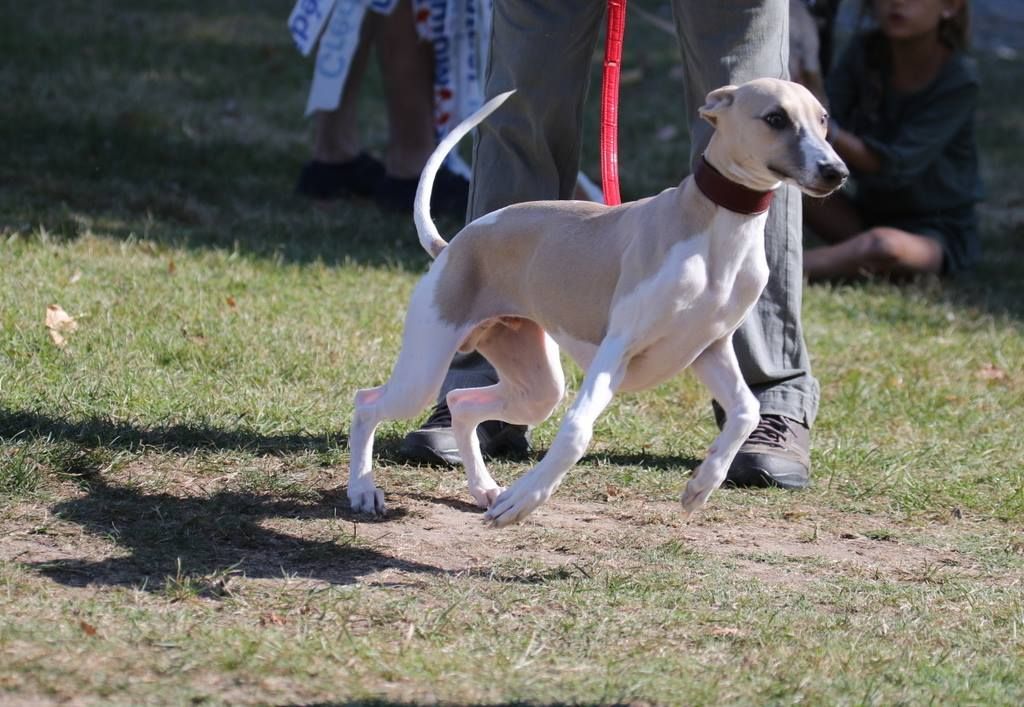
[672,0,819,426]
[439,0,604,402]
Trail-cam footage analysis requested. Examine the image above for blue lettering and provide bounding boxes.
[302,0,322,20]
[318,51,349,79]
[428,0,446,39]
[434,37,450,86]
[290,14,310,43]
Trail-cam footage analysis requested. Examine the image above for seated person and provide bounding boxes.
[803,0,982,281]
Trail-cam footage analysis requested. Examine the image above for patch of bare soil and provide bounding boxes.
[331,493,996,590]
[2,475,1009,594]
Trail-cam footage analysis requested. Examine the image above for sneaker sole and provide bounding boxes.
[725,453,810,489]
[399,428,531,467]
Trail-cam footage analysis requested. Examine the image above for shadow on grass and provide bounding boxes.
[0,109,443,271]
[0,406,338,454]
[0,407,703,472]
[0,407,409,466]
[584,450,702,472]
[27,470,441,591]
[289,702,630,707]
[6,406,704,592]
[3,413,440,593]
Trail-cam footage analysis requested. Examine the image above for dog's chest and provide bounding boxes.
[615,218,769,391]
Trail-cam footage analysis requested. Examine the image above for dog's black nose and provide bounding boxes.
[818,160,849,186]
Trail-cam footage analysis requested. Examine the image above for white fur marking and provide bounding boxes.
[470,208,505,228]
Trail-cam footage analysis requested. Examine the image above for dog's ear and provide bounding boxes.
[699,85,738,127]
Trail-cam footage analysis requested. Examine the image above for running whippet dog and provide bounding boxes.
[348,78,847,527]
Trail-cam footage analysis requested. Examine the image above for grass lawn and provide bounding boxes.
[2,1,1023,704]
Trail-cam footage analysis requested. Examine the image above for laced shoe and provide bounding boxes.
[399,402,530,466]
[725,414,811,489]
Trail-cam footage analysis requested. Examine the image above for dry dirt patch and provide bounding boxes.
[0,477,992,594]
[345,493,980,589]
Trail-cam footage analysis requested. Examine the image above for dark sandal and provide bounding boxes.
[375,166,469,219]
[295,153,385,200]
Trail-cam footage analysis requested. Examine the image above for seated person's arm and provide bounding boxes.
[832,78,978,188]
[823,41,882,174]
[829,123,882,174]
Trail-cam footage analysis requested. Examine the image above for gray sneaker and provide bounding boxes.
[725,414,811,489]
[399,402,530,466]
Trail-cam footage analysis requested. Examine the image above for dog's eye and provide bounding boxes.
[763,112,789,130]
[821,113,829,127]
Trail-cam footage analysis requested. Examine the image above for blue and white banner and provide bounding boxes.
[291,0,493,151]
[303,0,369,115]
[288,0,338,56]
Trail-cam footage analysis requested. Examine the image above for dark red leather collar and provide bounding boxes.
[693,157,774,215]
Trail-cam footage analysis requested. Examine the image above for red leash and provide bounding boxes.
[600,0,626,206]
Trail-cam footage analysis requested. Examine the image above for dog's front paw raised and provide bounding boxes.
[483,478,552,527]
[348,483,386,516]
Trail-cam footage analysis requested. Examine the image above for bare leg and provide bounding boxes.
[804,227,944,281]
[311,0,432,173]
[374,0,436,178]
[311,18,376,163]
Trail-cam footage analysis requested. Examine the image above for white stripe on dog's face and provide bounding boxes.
[794,134,846,196]
[707,79,847,197]
[759,83,847,196]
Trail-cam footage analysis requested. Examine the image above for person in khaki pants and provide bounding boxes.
[401,0,817,490]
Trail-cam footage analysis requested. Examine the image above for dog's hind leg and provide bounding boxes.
[348,283,465,515]
[485,335,631,527]
[448,320,565,509]
[680,335,760,517]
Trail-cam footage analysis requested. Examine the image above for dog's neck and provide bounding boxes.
[694,156,774,215]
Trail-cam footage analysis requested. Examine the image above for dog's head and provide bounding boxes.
[700,78,848,197]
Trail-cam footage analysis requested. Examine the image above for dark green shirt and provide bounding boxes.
[827,32,983,221]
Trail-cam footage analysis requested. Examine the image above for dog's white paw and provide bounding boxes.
[483,479,552,527]
[469,485,504,510]
[348,484,386,516]
[679,477,714,518]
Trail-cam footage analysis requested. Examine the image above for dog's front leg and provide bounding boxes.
[680,335,760,516]
[484,337,630,527]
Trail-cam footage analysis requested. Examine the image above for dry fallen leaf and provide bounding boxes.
[168,259,177,275]
[181,326,206,346]
[45,304,78,348]
[79,621,98,637]
[977,363,1007,381]
[226,295,237,309]
[260,613,286,627]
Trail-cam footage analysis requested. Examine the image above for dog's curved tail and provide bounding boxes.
[415,90,516,260]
